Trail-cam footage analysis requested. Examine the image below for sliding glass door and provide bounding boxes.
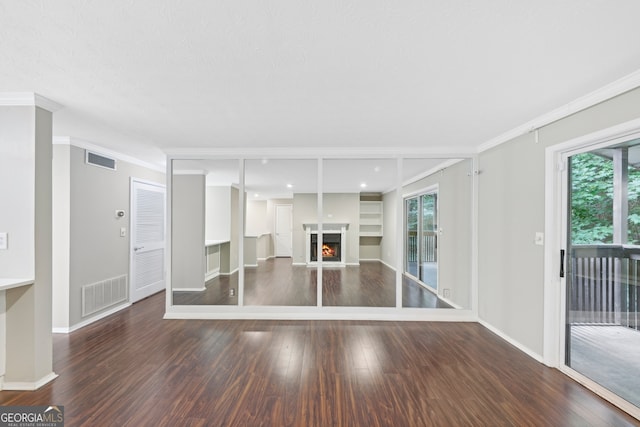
[405,191,438,290]
[565,142,640,409]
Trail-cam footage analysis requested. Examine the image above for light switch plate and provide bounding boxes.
[120,227,127,237]
[0,232,7,250]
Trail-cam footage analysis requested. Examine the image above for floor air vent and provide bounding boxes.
[86,150,117,170]
[82,275,128,317]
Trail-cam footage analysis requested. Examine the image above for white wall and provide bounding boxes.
[0,107,35,277]
[172,174,206,290]
[478,86,640,357]
[292,193,360,264]
[205,186,231,241]
[381,190,397,267]
[1,105,54,387]
[246,199,268,236]
[52,144,165,329]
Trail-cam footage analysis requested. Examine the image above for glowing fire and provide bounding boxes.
[322,244,336,257]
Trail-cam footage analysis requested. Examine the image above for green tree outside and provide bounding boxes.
[571,152,640,244]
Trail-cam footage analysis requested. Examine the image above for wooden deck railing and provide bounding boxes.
[571,245,640,330]
[407,232,437,263]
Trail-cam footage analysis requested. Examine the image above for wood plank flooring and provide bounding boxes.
[173,258,451,308]
[1,292,638,426]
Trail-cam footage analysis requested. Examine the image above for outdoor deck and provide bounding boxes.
[570,325,640,408]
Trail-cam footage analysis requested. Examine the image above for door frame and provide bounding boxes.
[402,184,439,292]
[274,203,293,257]
[544,117,640,418]
[129,177,166,303]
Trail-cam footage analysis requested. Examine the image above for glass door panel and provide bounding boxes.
[566,144,640,408]
[419,193,437,289]
[405,197,419,278]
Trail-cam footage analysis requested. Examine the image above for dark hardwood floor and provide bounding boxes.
[173,258,452,308]
[1,292,638,426]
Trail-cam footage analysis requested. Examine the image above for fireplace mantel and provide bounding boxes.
[304,223,347,266]
[302,223,349,231]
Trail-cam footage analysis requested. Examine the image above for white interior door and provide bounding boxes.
[275,204,293,257]
[130,179,165,302]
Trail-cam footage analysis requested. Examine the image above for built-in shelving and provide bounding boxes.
[359,201,383,236]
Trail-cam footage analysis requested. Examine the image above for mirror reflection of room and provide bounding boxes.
[401,158,472,309]
[172,159,240,305]
[170,156,472,310]
[243,159,318,306]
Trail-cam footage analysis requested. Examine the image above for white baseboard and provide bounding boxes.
[244,264,258,268]
[477,319,544,364]
[219,268,239,276]
[205,271,220,281]
[52,302,131,334]
[1,372,58,391]
[377,259,397,271]
[173,287,206,292]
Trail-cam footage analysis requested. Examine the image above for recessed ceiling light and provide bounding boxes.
[286,183,293,188]
[360,183,367,188]
[254,193,259,198]
[374,166,381,172]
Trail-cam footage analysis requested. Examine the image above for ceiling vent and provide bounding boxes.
[86,150,117,170]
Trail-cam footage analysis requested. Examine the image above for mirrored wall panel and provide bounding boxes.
[401,158,472,309]
[171,159,240,305]
[168,155,473,311]
[243,159,318,306]
[321,159,397,307]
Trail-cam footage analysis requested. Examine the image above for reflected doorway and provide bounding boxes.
[405,191,438,291]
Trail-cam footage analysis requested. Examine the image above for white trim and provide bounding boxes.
[53,136,164,172]
[52,302,132,334]
[478,69,640,153]
[378,258,397,271]
[478,319,544,364]
[1,372,58,391]
[401,158,464,189]
[165,305,477,321]
[219,268,239,276]
[402,183,439,199]
[173,169,208,175]
[0,92,63,112]
[164,146,477,159]
[173,287,206,292]
[204,271,220,281]
[543,118,640,368]
[559,366,640,420]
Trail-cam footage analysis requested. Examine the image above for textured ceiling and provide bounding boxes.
[2,1,640,167]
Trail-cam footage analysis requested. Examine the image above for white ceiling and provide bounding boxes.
[2,1,640,172]
[174,157,453,197]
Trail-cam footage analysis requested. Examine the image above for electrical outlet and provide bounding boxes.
[535,232,544,246]
[443,288,451,298]
[120,227,127,237]
[0,232,7,250]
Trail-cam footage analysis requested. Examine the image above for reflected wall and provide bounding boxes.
[168,155,473,311]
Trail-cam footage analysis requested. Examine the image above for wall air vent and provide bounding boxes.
[86,150,117,170]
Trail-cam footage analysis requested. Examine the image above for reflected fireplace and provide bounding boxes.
[303,223,348,266]
[310,233,341,262]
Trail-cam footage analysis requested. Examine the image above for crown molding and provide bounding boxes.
[173,169,208,176]
[477,68,640,153]
[0,92,63,112]
[53,136,164,173]
[164,146,477,159]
